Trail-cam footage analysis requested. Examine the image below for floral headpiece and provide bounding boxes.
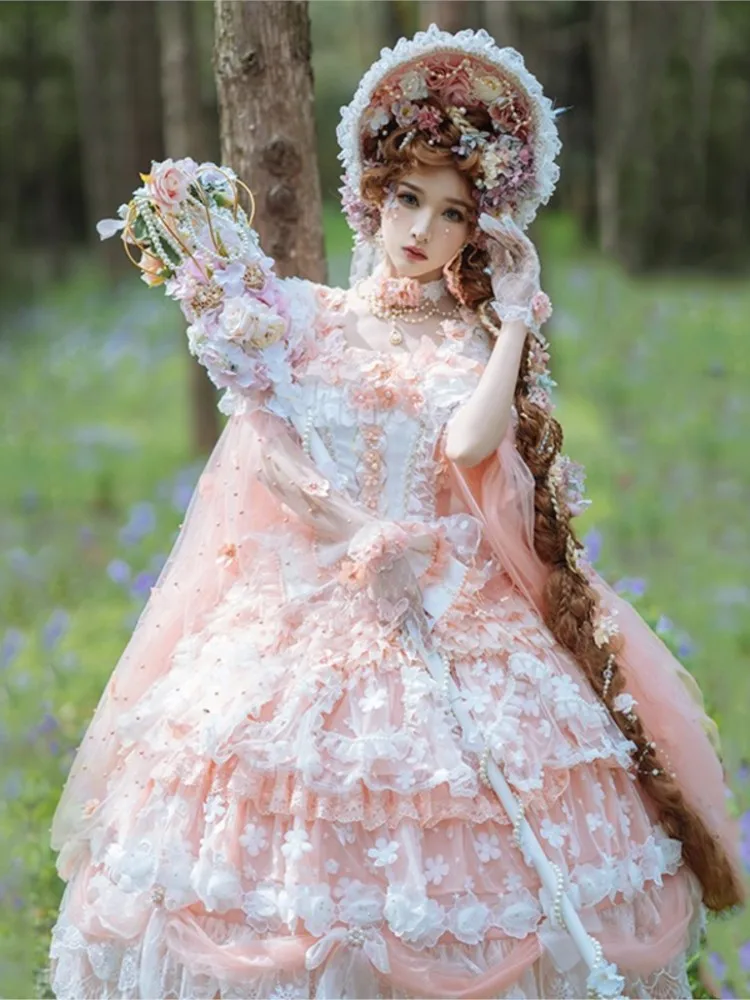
[338,24,564,243]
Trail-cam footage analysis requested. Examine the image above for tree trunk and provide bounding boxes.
[382,0,420,47]
[483,0,518,49]
[159,0,220,455]
[213,0,326,283]
[109,1,140,208]
[70,0,121,275]
[132,2,165,173]
[419,0,484,32]
[590,0,631,256]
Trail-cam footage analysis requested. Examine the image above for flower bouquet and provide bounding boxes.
[97,157,308,418]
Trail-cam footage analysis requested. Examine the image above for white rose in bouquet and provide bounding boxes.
[220,296,287,350]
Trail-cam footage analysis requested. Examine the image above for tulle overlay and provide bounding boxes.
[49,284,723,998]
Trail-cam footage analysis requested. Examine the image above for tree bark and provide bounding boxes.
[213,0,326,282]
[159,0,220,455]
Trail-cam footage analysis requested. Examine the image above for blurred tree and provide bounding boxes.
[214,0,326,282]
[70,1,165,279]
[110,2,163,210]
[383,0,420,46]
[419,0,485,32]
[159,0,220,455]
[70,0,121,275]
[484,0,518,49]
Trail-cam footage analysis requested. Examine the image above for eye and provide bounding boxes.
[443,207,465,223]
[397,190,419,207]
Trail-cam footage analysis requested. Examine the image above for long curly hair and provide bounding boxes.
[359,105,745,913]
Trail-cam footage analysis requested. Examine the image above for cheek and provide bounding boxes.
[438,223,469,259]
[381,203,409,241]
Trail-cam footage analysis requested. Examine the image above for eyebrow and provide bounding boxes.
[399,181,473,213]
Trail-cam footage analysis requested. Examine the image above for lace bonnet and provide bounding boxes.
[337,24,563,280]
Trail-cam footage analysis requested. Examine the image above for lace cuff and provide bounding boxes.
[491,290,553,338]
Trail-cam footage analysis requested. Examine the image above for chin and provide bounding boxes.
[396,253,442,280]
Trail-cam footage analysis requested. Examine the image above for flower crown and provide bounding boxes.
[338,25,564,242]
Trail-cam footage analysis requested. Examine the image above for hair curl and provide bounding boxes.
[359,107,745,913]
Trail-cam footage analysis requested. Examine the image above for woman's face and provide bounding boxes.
[380,165,474,282]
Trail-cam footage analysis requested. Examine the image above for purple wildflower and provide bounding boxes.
[119,501,156,546]
[583,528,602,565]
[39,712,59,735]
[614,577,647,597]
[1,629,26,670]
[677,635,695,658]
[107,559,131,585]
[739,941,750,973]
[42,609,70,650]
[130,571,157,600]
[171,480,194,514]
[655,614,673,635]
[3,771,22,800]
[709,952,727,980]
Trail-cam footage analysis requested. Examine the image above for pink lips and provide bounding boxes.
[403,245,427,261]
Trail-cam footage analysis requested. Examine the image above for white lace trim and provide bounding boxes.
[48,850,698,1000]
[337,24,562,232]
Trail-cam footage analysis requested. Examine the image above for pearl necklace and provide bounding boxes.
[358,276,459,346]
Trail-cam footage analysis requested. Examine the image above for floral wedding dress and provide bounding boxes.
[48,280,710,1000]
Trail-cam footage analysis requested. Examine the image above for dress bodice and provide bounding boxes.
[297,288,495,525]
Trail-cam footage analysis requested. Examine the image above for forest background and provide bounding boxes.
[0,1,748,997]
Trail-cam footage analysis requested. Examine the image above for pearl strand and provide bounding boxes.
[439,651,451,701]
[134,197,183,266]
[549,861,565,926]
[301,408,314,457]
[358,279,459,346]
[180,201,253,264]
[601,652,615,700]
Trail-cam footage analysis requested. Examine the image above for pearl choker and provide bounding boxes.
[360,272,458,346]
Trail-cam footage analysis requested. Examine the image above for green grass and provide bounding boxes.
[1,209,748,997]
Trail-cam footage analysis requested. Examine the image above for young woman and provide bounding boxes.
[48,25,744,1000]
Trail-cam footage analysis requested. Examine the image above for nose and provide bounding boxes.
[410,211,432,245]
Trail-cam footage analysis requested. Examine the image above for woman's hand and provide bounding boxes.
[478,212,552,336]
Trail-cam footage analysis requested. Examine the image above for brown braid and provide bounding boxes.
[504,330,744,912]
[359,111,746,914]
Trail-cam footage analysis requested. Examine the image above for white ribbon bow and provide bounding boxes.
[304,923,391,975]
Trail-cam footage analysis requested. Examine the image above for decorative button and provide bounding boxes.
[150,883,166,905]
[347,927,366,946]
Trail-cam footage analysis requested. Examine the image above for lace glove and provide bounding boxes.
[478,212,553,337]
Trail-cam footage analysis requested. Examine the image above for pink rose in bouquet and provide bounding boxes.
[143,158,194,212]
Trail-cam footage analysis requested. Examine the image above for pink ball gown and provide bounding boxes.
[47,280,742,999]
